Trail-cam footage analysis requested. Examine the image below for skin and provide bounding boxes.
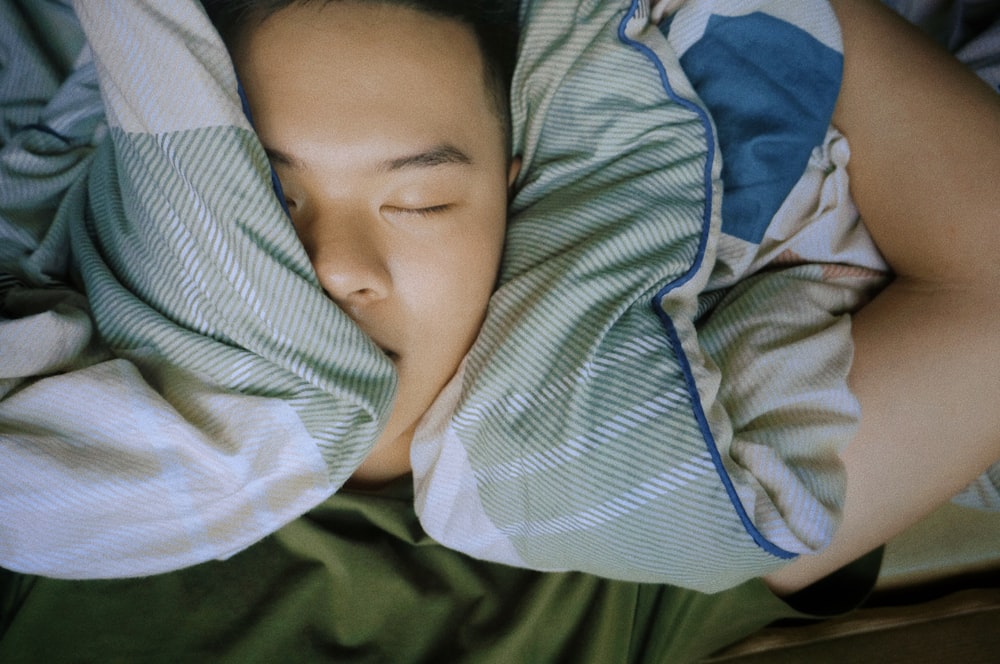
[765,0,1000,594]
[233,1,519,485]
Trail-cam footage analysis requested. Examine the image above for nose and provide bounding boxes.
[297,208,391,308]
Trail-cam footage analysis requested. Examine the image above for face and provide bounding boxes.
[235,1,517,483]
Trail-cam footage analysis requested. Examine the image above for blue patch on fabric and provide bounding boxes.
[666,13,842,244]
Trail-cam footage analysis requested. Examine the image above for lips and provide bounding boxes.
[364,330,398,361]
[373,341,399,361]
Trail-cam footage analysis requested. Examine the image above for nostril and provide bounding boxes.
[313,259,390,305]
[301,212,391,303]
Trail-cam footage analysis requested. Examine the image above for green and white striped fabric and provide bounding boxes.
[2,0,392,578]
[412,0,876,592]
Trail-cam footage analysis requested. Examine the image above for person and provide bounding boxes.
[208,0,1000,598]
[206,0,522,487]
[1,1,998,661]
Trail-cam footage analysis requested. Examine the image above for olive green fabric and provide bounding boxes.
[1,478,820,663]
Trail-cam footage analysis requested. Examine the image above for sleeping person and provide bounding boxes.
[1,0,997,602]
[205,0,1000,597]
[209,0,521,488]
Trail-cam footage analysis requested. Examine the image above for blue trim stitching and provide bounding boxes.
[617,0,796,560]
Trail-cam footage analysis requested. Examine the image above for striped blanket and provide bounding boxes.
[413,0,887,590]
[2,0,996,589]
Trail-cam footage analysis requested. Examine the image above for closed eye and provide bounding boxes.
[392,204,453,217]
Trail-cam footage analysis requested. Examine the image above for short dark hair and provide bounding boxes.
[200,0,519,151]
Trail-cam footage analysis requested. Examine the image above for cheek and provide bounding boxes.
[458,210,507,296]
[395,176,508,327]
[427,235,501,313]
[409,218,504,330]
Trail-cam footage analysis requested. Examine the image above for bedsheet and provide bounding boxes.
[1,0,997,589]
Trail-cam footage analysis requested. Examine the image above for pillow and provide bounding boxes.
[411,0,868,592]
[1,0,393,578]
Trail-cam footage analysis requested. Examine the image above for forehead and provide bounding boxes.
[233,2,497,155]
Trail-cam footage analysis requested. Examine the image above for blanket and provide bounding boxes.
[412,1,883,591]
[2,0,379,577]
[1,0,997,589]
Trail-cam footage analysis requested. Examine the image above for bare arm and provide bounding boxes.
[765,0,1000,595]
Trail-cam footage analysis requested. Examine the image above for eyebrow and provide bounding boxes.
[378,144,473,172]
[262,143,473,173]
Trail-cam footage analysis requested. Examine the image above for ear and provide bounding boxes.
[508,156,522,191]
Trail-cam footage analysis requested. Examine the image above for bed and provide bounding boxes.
[2,0,999,661]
